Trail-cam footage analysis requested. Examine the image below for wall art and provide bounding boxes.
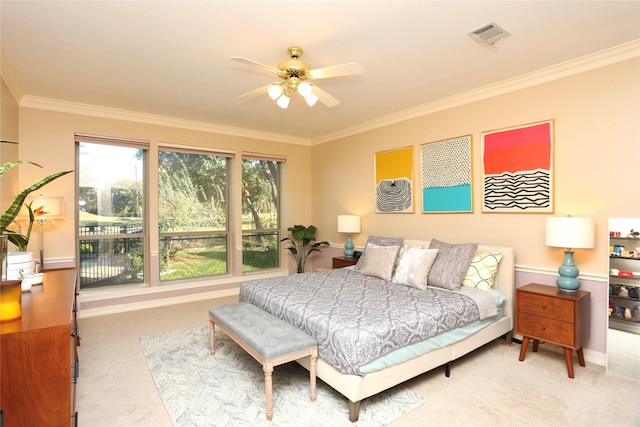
[481,120,554,213]
[420,135,473,213]
[374,146,414,213]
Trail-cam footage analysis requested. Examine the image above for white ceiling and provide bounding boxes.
[2,1,639,143]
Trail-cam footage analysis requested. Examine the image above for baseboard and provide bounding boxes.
[78,288,240,318]
[511,335,605,367]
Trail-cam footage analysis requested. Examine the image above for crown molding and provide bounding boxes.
[311,39,640,145]
[19,95,312,146]
[11,40,639,147]
[1,48,24,102]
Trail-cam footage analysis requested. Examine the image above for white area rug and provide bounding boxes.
[141,326,425,426]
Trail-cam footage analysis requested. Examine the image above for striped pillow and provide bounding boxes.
[427,239,479,290]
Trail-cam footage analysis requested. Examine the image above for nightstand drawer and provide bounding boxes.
[332,257,359,269]
[518,292,575,323]
[517,312,575,347]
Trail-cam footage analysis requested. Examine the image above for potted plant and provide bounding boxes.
[281,225,329,273]
[3,201,47,252]
[0,140,71,318]
[0,140,72,236]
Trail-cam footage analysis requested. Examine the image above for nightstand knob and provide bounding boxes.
[542,305,547,309]
[541,326,546,331]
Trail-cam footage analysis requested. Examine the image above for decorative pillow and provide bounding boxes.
[358,244,401,281]
[427,239,479,290]
[392,247,439,289]
[462,252,503,292]
[394,243,424,270]
[355,235,404,269]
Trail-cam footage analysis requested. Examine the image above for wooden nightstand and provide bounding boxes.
[515,283,590,378]
[332,256,359,269]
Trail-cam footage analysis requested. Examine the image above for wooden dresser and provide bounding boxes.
[0,269,79,426]
[515,283,590,378]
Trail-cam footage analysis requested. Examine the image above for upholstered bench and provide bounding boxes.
[209,302,318,420]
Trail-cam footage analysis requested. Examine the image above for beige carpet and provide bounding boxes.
[77,297,640,427]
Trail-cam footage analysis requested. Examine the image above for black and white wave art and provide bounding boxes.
[376,178,413,213]
[483,169,551,211]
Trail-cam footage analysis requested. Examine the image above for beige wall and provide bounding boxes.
[1,78,19,210]
[311,58,640,279]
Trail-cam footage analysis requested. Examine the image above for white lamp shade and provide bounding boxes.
[545,216,594,249]
[304,93,318,107]
[337,215,361,233]
[36,196,64,219]
[298,82,312,97]
[267,84,283,100]
[19,195,64,219]
[276,93,290,109]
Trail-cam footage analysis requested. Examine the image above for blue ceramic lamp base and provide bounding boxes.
[556,250,581,292]
[344,234,354,258]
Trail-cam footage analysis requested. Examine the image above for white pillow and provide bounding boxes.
[392,247,439,289]
[355,236,404,269]
[359,244,401,281]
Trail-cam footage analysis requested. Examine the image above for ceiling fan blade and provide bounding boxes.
[310,84,340,108]
[230,57,280,74]
[307,62,364,80]
[239,83,274,99]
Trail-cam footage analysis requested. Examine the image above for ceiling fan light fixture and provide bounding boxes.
[268,84,284,100]
[298,82,312,97]
[304,93,318,107]
[232,46,363,109]
[276,93,290,109]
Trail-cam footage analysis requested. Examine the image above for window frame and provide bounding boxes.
[75,133,149,290]
[241,153,285,273]
[157,144,233,282]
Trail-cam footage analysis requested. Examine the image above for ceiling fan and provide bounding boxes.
[231,46,364,109]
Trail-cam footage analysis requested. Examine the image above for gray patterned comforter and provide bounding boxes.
[239,268,493,376]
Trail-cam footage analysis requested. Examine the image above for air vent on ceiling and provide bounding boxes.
[469,22,511,45]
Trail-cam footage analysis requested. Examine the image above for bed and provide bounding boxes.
[239,238,515,422]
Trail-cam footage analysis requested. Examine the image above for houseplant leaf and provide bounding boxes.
[281,224,329,273]
[0,170,72,233]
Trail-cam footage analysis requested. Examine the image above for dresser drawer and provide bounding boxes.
[517,312,576,347]
[518,292,575,323]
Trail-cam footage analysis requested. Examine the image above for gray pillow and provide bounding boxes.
[358,244,401,281]
[427,239,479,290]
[392,247,439,290]
[355,235,405,269]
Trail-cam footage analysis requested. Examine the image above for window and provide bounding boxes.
[158,147,231,281]
[76,135,283,291]
[77,136,147,289]
[241,156,282,272]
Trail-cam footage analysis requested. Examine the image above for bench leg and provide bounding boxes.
[263,362,274,420]
[309,348,317,402]
[209,318,216,355]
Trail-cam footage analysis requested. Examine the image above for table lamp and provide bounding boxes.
[545,216,595,292]
[34,195,64,270]
[337,215,361,258]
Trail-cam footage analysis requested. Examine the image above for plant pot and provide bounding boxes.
[0,280,22,322]
[6,251,35,281]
